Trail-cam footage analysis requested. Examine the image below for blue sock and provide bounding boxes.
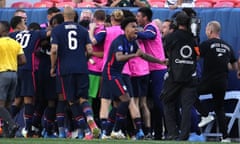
[44,107,56,134]
[114,102,129,132]
[56,101,66,128]
[81,101,93,118]
[106,107,117,135]
[134,117,142,131]
[24,104,34,131]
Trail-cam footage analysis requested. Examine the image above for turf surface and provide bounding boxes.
[0,139,230,144]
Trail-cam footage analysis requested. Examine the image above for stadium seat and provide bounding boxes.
[55,2,77,8]
[218,0,240,4]
[213,2,234,8]
[77,2,96,8]
[149,2,165,7]
[195,0,216,5]
[195,2,212,7]
[33,1,54,8]
[148,0,165,2]
[11,2,33,8]
[235,3,240,7]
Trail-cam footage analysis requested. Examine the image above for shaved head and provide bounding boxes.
[63,6,76,21]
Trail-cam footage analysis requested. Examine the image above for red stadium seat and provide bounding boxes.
[77,2,96,8]
[195,0,216,5]
[218,0,240,4]
[213,2,234,7]
[235,3,240,7]
[33,1,54,8]
[55,2,77,8]
[149,2,165,7]
[148,0,165,2]
[11,2,33,8]
[195,2,212,7]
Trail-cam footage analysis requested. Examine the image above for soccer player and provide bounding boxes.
[101,16,167,139]
[136,7,167,140]
[50,6,100,140]
[9,16,49,137]
[88,9,106,129]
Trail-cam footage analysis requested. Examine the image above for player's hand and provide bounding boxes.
[135,49,144,57]
[89,23,96,30]
[162,58,169,65]
[50,67,56,77]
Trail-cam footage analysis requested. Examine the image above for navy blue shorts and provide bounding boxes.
[37,71,57,100]
[101,76,128,100]
[16,70,35,97]
[59,74,89,101]
[56,75,62,94]
[131,75,149,97]
[122,74,134,97]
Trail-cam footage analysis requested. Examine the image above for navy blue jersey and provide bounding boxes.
[9,30,47,71]
[102,35,138,80]
[51,22,91,75]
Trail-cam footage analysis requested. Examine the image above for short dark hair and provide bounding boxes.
[122,9,135,18]
[138,7,152,22]
[176,11,190,27]
[28,22,41,30]
[93,10,106,21]
[47,7,60,15]
[0,21,10,33]
[10,16,23,29]
[121,17,137,30]
[14,9,26,15]
[50,13,64,27]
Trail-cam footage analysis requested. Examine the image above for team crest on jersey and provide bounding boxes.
[118,45,123,51]
[123,85,127,91]
[130,45,134,52]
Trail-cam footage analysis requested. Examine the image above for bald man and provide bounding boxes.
[50,7,100,139]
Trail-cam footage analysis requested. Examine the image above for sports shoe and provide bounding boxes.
[44,132,58,138]
[101,133,111,140]
[8,124,19,138]
[221,137,231,143]
[84,132,93,140]
[136,129,144,140]
[77,129,84,139]
[111,130,126,139]
[144,132,153,140]
[88,120,100,138]
[70,129,78,139]
[198,114,215,127]
[188,133,206,142]
[21,127,28,138]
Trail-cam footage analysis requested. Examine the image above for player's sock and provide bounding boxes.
[106,107,117,135]
[10,105,21,118]
[24,104,34,132]
[56,101,66,128]
[44,107,56,134]
[113,102,129,132]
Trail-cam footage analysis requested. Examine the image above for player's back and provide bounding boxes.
[51,22,90,75]
[9,30,46,71]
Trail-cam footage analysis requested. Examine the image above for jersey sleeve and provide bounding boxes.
[38,29,47,39]
[137,25,157,40]
[95,29,106,44]
[51,27,59,45]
